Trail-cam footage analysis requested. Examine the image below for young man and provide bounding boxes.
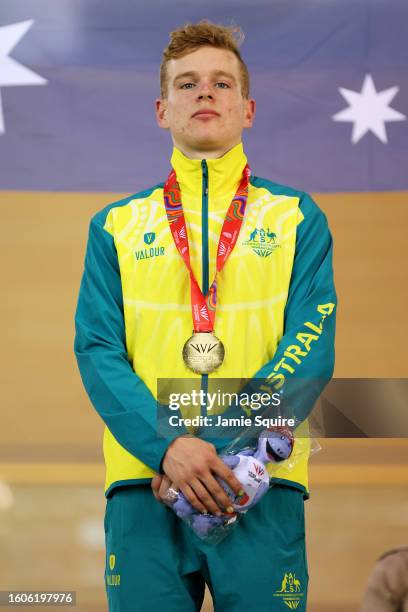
[74,21,336,611]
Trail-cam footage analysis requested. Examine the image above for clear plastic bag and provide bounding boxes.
[164,422,320,544]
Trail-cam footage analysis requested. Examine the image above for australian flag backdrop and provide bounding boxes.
[0,0,407,192]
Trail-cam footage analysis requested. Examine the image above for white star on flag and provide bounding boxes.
[332,74,406,144]
[0,20,47,133]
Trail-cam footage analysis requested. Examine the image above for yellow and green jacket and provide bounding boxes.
[74,143,336,497]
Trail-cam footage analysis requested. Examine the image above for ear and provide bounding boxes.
[156,98,169,129]
[243,98,256,129]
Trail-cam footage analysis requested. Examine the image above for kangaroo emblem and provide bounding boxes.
[278,573,289,592]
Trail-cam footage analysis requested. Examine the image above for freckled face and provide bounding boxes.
[156,46,255,157]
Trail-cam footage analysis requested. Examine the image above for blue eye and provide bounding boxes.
[216,82,230,88]
[180,83,195,89]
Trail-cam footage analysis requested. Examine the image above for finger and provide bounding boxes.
[158,475,173,503]
[151,475,163,501]
[189,479,223,516]
[180,483,208,514]
[201,473,235,513]
[151,475,163,492]
[212,460,244,497]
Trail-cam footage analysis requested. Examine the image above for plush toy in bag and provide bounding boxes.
[168,426,294,540]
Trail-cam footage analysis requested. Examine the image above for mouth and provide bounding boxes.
[192,109,220,119]
[266,439,285,462]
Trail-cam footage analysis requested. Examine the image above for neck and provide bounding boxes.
[173,139,241,160]
[170,142,247,199]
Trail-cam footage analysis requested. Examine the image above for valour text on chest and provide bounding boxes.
[135,246,165,261]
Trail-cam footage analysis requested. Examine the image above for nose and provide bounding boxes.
[197,81,214,100]
[198,92,214,100]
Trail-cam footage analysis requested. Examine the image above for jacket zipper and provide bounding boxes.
[201,159,209,294]
[201,160,209,416]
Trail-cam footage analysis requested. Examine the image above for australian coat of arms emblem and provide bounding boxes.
[242,227,280,258]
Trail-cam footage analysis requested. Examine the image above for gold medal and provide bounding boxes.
[183,332,225,375]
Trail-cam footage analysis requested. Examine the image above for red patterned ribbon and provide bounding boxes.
[164,164,251,332]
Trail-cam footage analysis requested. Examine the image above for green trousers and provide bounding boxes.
[104,484,308,611]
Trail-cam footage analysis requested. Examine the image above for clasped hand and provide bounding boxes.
[151,436,243,515]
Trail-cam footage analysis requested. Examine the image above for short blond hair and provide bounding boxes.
[160,20,250,99]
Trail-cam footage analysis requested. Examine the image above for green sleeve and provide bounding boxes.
[253,193,337,423]
[74,214,186,472]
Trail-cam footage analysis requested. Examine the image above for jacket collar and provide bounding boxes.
[170,142,248,200]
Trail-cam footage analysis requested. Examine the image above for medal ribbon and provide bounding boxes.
[164,164,251,332]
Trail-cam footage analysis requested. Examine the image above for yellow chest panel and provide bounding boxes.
[104,184,300,387]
